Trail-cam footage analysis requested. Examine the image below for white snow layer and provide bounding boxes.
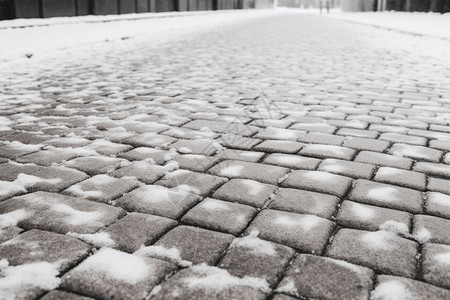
[68,231,116,248]
[135,245,192,267]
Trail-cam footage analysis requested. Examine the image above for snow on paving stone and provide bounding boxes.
[230,231,276,256]
[68,231,116,248]
[0,209,29,229]
[134,245,192,268]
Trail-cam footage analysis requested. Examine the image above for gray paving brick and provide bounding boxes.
[0,229,91,271]
[218,149,265,162]
[425,192,450,219]
[122,132,176,148]
[422,243,450,289]
[208,160,288,185]
[374,167,426,190]
[389,143,443,162]
[63,156,124,176]
[246,209,334,253]
[182,198,257,235]
[413,215,450,245]
[157,169,227,195]
[355,151,413,169]
[110,160,171,184]
[371,275,450,300]
[61,248,176,300]
[170,138,218,155]
[162,127,220,140]
[300,144,356,160]
[116,185,200,219]
[343,137,390,152]
[253,140,303,154]
[183,120,258,136]
[414,162,450,178]
[117,147,170,164]
[0,192,125,234]
[16,148,79,166]
[281,170,353,197]
[348,179,423,213]
[379,132,428,146]
[173,154,219,172]
[318,159,376,179]
[327,228,417,278]
[428,177,450,195]
[263,153,320,170]
[218,134,262,150]
[277,254,374,300]
[269,187,339,219]
[298,132,345,145]
[254,126,304,141]
[155,225,233,265]
[219,233,295,287]
[289,122,337,133]
[212,179,277,207]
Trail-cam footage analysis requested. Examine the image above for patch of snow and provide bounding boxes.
[350,203,375,220]
[76,248,151,284]
[178,147,192,154]
[201,199,229,211]
[64,184,103,198]
[361,231,395,250]
[231,231,276,256]
[50,203,103,226]
[371,279,411,300]
[241,180,265,196]
[0,261,61,297]
[379,220,409,237]
[135,245,192,267]
[163,161,180,174]
[14,173,62,188]
[68,231,116,248]
[413,227,432,244]
[0,181,27,198]
[366,186,399,202]
[276,278,298,296]
[218,164,243,177]
[2,141,42,152]
[0,209,30,229]
[183,264,271,293]
[174,184,201,195]
[434,252,450,265]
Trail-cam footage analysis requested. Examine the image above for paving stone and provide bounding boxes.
[1,132,51,144]
[263,153,320,170]
[253,140,303,154]
[40,291,95,300]
[413,215,450,245]
[300,144,356,160]
[157,169,227,195]
[0,229,91,271]
[44,136,92,147]
[208,160,288,185]
[318,159,375,179]
[122,132,176,148]
[277,254,374,300]
[374,167,426,190]
[64,174,139,203]
[82,139,132,156]
[290,122,337,133]
[342,137,390,152]
[16,148,79,166]
[155,225,234,265]
[162,127,220,140]
[170,139,218,155]
[246,209,334,253]
[182,198,257,235]
[429,139,450,152]
[63,156,124,176]
[326,228,417,278]
[219,233,295,287]
[151,265,267,300]
[427,177,450,195]
[369,124,409,134]
[389,143,443,162]
[354,151,413,169]
[0,162,89,192]
[371,275,450,300]
[298,132,345,145]
[0,226,23,243]
[422,243,450,289]
[268,187,339,219]
[218,134,262,150]
[379,132,428,146]
[110,160,173,184]
[281,170,353,197]
[0,141,42,159]
[212,179,277,207]
[414,162,450,178]
[336,200,412,231]
[271,294,300,300]
[254,126,304,141]
[336,127,379,138]
[183,119,258,136]
[348,179,423,213]
[0,192,125,234]
[117,147,170,164]
[218,149,265,162]
[425,192,450,219]
[173,154,219,172]
[72,212,177,253]
[61,248,176,300]
[116,185,200,219]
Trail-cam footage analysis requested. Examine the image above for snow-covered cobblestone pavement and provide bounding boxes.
[1,10,450,300]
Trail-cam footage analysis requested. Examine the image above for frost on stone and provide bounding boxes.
[218,164,243,177]
[75,248,151,284]
[379,220,409,237]
[135,245,192,267]
[274,214,319,232]
[413,227,432,244]
[276,278,298,296]
[183,264,270,293]
[332,259,365,274]
[50,203,103,226]
[0,181,27,199]
[241,180,265,196]
[361,231,395,250]
[230,230,276,256]
[201,199,230,211]
[366,186,399,202]
[173,184,201,195]
[68,231,116,248]
[350,202,375,220]
[2,141,42,152]
[0,261,61,298]
[0,209,29,229]
[434,251,450,265]
[371,279,411,300]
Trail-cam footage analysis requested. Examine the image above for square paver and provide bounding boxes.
[318,159,376,179]
[61,248,176,300]
[277,254,374,300]
[374,167,427,190]
[354,151,413,169]
[281,170,353,197]
[326,228,417,278]
[412,215,450,245]
[157,169,227,195]
[181,198,257,235]
[263,153,320,170]
[300,144,356,160]
[254,140,303,154]
[110,160,171,184]
[212,179,277,208]
[422,243,450,289]
[425,192,450,219]
[116,185,200,219]
[246,209,335,254]
[154,225,234,265]
[63,156,124,175]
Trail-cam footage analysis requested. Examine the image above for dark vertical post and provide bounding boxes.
[212,0,217,9]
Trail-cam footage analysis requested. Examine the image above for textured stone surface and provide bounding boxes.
[212,179,277,207]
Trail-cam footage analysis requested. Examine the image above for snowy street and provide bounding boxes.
[1,9,450,300]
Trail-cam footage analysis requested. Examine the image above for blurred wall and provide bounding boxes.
[342,0,375,11]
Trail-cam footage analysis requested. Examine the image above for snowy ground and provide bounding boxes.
[1,9,450,300]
